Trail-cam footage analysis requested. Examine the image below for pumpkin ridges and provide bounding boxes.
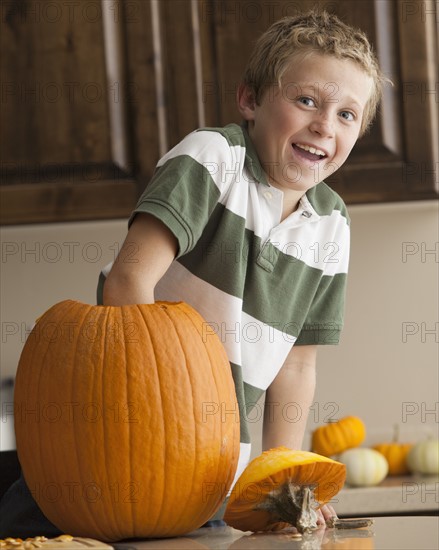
[146,303,197,535]
[311,416,365,457]
[60,301,99,536]
[151,306,188,536]
[139,304,171,532]
[122,305,147,533]
[67,303,112,539]
[73,303,125,540]
[373,442,412,475]
[20,301,62,494]
[58,301,100,536]
[121,304,143,535]
[14,308,43,493]
[178,303,239,526]
[200,315,240,522]
[373,424,413,476]
[199,321,239,523]
[24,302,67,530]
[337,418,356,452]
[74,304,117,539]
[19,301,101,536]
[133,302,204,536]
[100,305,127,540]
[61,302,88,534]
[15,300,239,540]
[14,311,38,498]
[130,304,169,534]
[158,302,228,532]
[94,306,166,539]
[159,303,208,531]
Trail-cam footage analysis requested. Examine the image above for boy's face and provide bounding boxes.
[238,53,373,195]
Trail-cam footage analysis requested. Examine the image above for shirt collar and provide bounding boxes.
[298,193,321,222]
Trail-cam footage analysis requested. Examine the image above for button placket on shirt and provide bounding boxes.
[256,191,320,271]
[256,186,283,271]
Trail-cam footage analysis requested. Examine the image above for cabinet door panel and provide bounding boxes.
[1,0,139,224]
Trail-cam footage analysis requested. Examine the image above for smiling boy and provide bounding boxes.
[239,53,374,212]
[100,11,385,527]
[0,10,385,538]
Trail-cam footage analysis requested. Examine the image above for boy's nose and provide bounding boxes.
[309,116,334,138]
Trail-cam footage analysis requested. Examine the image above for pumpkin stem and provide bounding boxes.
[326,517,374,529]
[255,482,319,534]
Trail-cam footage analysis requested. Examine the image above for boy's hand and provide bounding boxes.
[316,503,337,528]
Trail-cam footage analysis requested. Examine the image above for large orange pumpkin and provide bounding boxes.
[14,300,240,541]
[224,447,346,533]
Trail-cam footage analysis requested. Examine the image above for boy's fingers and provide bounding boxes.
[316,508,326,526]
[320,503,338,521]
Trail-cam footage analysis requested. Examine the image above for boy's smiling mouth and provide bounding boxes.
[292,143,328,161]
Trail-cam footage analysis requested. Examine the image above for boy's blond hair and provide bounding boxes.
[242,10,386,135]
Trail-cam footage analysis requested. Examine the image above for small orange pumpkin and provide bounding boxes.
[311,416,366,457]
[224,447,346,533]
[373,425,413,475]
[14,300,240,541]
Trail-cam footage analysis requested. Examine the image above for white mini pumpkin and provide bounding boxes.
[339,448,388,487]
[407,438,439,475]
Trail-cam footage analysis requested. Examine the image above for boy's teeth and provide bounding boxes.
[296,143,326,156]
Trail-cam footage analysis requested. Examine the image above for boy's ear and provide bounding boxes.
[236,83,257,120]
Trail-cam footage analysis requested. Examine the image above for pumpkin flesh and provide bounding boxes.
[224,447,346,533]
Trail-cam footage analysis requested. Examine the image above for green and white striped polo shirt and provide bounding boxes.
[98,123,350,504]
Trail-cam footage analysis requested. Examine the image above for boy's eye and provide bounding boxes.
[298,96,316,107]
[340,111,355,121]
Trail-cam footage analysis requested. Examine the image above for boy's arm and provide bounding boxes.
[262,344,338,525]
[262,344,317,451]
[103,213,178,306]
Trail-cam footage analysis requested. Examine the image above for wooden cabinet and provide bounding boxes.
[1,0,437,225]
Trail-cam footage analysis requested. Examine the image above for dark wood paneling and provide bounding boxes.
[1,0,437,225]
[1,0,111,165]
[0,0,139,224]
[202,0,438,203]
[161,0,200,147]
[122,0,160,185]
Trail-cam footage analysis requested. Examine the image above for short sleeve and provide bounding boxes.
[129,128,242,258]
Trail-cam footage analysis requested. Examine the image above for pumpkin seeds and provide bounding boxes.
[0,535,73,549]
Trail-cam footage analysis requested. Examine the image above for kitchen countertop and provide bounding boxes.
[336,475,439,516]
[111,516,439,549]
